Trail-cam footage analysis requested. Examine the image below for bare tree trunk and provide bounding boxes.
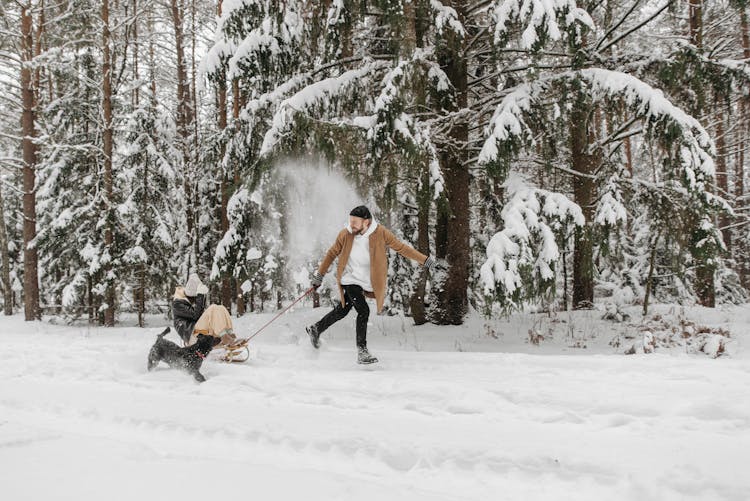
[689,0,703,46]
[88,276,94,323]
[102,0,116,326]
[561,234,569,311]
[218,0,233,312]
[148,7,157,104]
[434,202,448,259]
[410,162,431,325]
[21,3,40,321]
[132,0,140,108]
[0,184,13,315]
[171,0,197,267]
[685,0,715,307]
[742,5,750,60]
[190,0,199,150]
[571,95,596,309]
[431,0,468,325]
[134,0,146,328]
[738,6,750,287]
[137,265,145,327]
[715,112,730,248]
[219,209,232,312]
[401,0,429,324]
[643,234,660,316]
[236,282,245,316]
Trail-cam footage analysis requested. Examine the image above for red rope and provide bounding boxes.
[246,287,315,341]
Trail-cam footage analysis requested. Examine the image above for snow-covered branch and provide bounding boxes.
[480,173,584,304]
[492,0,594,49]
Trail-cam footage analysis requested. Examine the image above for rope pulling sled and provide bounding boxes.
[213,287,315,363]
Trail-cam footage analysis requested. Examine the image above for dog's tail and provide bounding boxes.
[157,326,170,338]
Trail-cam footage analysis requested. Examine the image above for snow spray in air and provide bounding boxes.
[276,160,372,286]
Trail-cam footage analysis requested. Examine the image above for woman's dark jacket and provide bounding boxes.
[173,294,207,344]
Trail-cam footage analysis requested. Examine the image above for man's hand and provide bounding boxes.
[311,270,324,289]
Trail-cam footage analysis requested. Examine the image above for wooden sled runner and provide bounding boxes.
[219,338,250,363]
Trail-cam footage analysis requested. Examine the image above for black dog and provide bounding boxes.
[147,327,221,382]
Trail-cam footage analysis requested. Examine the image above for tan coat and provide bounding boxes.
[318,223,427,313]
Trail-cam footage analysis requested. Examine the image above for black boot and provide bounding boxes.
[306,325,320,349]
[357,346,378,364]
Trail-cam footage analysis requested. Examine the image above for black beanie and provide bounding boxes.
[349,205,372,219]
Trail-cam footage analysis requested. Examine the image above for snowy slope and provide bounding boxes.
[1,306,749,501]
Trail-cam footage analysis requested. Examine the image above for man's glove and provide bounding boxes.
[422,256,445,273]
[311,270,324,289]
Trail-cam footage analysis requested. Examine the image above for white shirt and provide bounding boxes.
[341,220,378,292]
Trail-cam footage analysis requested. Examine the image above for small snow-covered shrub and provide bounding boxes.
[484,323,501,339]
[602,302,631,323]
[527,328,545,345]
[624,310,731,357]
[624,330,654,355]
[700,334,727,358]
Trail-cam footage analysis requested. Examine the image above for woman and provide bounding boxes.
[173,273,240,347]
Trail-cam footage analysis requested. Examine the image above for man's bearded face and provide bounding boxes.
[349,216,369,235]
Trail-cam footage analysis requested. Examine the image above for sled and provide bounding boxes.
[188,330,251,363]
[218,338,250,363]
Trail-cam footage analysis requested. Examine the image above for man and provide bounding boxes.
[306,205,436,364]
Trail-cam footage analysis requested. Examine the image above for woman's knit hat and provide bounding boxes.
[184,273,203,297]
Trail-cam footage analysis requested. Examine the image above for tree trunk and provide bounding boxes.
[21,3,40,321]
[134,0,146,327]
[410,162,431,325]
[435,201,448,259]
[0,183,13,316]
[88,276,94,323]
[236,281,245,316]
[689,0,703,46]
[431,0,469,325]
[738,6,749,287]
[171,0,196,267]
[742,5,750,60]
[403,0,429,325]
[138,264,145,327]
[561,234,569,311]
[571,93,596,309]
[715,112,730,248]
[693,241,716,308]
[642,235,660,316]
[132,0,140,107]
[102,0,116,326]
[685,0,716,306]
[190,0,199,150]
[148,7,157,104]
[218,0,233,312]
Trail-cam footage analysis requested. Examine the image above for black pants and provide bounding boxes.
[314,284,370,348]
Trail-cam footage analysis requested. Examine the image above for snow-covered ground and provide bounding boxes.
[2,303,749,500]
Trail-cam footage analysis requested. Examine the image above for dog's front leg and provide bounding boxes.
[147,348,160,371]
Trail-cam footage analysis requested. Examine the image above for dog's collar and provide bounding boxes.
[195,350,206,360]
